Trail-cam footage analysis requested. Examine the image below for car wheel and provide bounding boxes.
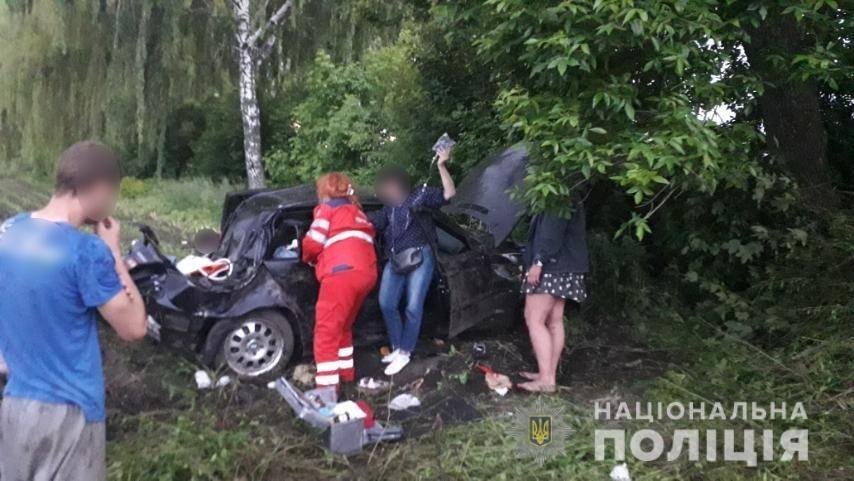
[204,310,295,381]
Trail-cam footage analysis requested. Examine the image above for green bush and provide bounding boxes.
[120,177,151,200]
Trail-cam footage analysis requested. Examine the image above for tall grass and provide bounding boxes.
[118,177,236,233]
[114,177,237,251]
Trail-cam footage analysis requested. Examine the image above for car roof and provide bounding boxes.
[221,184,380,232]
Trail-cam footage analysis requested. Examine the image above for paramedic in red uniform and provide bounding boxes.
[302,172,377,389]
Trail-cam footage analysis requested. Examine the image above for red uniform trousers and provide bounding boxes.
[314,268,377,387]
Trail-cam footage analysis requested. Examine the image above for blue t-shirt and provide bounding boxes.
[0,213,122,422]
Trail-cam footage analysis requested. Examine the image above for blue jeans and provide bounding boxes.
[378,247,436,353]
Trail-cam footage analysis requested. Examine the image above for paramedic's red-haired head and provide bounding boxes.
[316,172,360,206]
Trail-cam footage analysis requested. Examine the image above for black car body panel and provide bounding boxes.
[446,145,528,248]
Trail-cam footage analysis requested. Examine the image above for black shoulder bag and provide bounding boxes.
[390,205,423,274]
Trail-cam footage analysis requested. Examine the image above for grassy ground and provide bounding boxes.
[1,175,850,480]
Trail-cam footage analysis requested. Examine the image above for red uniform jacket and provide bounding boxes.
[302,199,377,281]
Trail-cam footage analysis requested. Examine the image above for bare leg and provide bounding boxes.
[544,298,566,385]
[519,294,557,393]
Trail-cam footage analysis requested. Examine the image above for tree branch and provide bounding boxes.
[248,0,293,48]
[256,35,278,66]
[642,186,678,220]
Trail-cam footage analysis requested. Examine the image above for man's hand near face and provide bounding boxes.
[95,217,148,341]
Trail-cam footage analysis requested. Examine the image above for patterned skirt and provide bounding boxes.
[522,272,588,303]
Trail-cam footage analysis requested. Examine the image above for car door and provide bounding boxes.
[434,218,521,338]
[438,146,529,337]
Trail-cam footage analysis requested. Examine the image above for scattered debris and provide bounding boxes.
[357,377,391,395]
[194,370,232,389]
[610,463,632,481]
[292,363,315,386]
[215,375,231,388]
[624,359,642,368]
[389,393,421,411]
[472,342,487,359]
[476,364,513,396]
[485,372,512,396]
[194,370,212,389]
[403,377,425,392]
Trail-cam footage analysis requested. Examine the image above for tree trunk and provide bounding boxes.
[135,1,151,174]
[744,13,833,200]
[155,122,166,179]
[232,0,266,189]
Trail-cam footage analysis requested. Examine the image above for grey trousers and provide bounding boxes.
[0,397,105,481]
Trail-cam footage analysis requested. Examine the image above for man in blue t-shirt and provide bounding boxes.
[0,141,147,481]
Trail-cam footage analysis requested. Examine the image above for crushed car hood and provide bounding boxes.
[446,146,528,247]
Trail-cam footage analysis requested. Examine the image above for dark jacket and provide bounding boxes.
[368,187,445,260]
[523,204,589,274]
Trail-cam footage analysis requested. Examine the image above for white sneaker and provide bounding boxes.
[381,348,400,364]
[384,352,410,376]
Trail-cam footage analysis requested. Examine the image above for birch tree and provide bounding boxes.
[231,0,294,188]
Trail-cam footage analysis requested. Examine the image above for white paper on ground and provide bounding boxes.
[389,393,421,411]
[194,370,212,389]
[609,463,632,481]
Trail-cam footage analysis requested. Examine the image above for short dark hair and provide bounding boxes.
[376,165,411,193]
[54,141,122,195]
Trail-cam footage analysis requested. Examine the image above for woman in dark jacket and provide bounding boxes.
[518,203,589,393]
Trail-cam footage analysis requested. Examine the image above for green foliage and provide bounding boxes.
[440,1,760,232]
[264,38,437,187]
[0,0,235,177]
[189,91,247,181]
[435,0,850,237]
[265,50,384,185]
[263,20,510,188]
[0,0,416,182]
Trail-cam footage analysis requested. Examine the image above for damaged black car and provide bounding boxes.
[126,148,529,380]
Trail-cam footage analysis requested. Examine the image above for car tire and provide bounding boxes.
[203,310,295,382]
